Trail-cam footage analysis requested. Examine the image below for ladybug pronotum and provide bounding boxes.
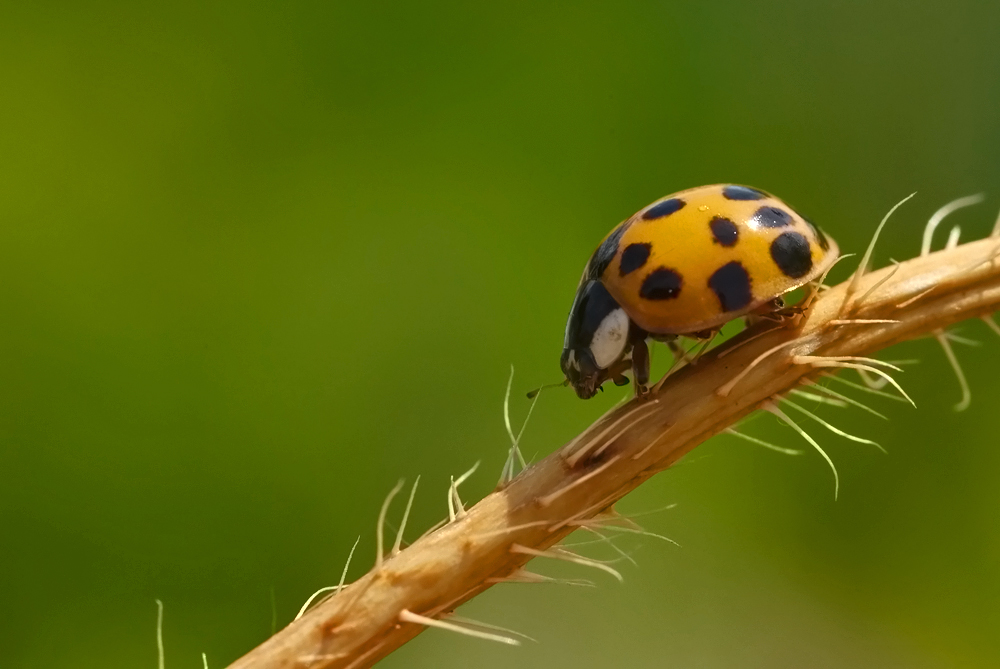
[560,184,839,399]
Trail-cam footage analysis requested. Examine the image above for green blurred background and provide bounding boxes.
[2,1,999,667]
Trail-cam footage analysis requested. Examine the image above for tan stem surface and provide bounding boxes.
[228,235,1000,669]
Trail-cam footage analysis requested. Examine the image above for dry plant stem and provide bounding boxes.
[228,237,1000,669]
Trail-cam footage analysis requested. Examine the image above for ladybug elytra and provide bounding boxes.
[560,184,839,399]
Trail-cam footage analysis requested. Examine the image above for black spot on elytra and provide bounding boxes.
[709,216,739,247]
[708,262,753,312]
[587,223,628,279]
[752,206,793,228]
[642,198,685,220]
[640,267,683,300]
[770,231,813,278]
[619,242,651,276]
[722,185,767,201]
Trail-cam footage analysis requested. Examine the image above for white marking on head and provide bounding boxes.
[590,308,629,369]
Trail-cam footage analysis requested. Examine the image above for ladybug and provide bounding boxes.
[560,184,838,399]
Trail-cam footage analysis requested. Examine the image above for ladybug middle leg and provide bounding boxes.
[666,338,693,366]
[688,329,720,364]
[628,326,651,398]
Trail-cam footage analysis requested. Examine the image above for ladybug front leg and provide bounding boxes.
[631,337,650,398]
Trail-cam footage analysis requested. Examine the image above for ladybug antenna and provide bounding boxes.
[526,380,569,399]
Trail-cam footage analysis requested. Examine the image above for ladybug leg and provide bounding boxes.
[752,297,788,318]
[631,337,650,398]
[667,339,693,365]
[689,330,720,364]
[791,281,823,324]
[598,357,633,393]
[745,297,805,327]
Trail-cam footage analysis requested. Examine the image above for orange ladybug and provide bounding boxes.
[560,184,838,399]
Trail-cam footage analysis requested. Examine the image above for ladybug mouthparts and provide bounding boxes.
[560,348,606,399]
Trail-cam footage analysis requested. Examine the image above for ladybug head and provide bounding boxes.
[561,280,631,399]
